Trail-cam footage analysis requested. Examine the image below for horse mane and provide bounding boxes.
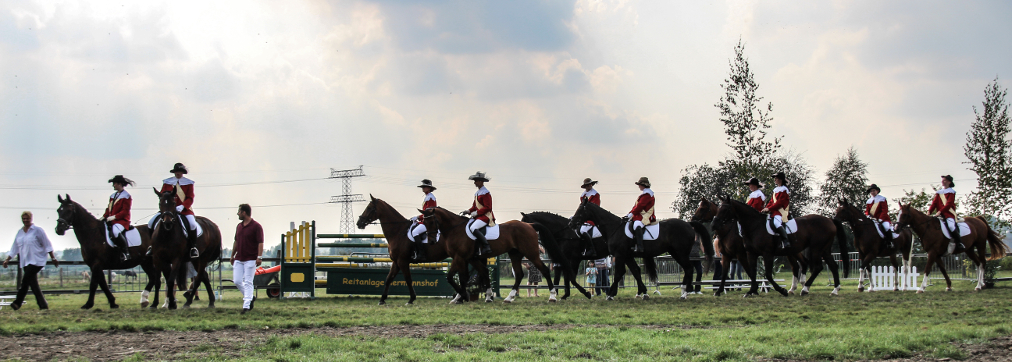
[70,200,100,224]
[728,199,763,219]
[372,197,407,220]
[527,211,566,219]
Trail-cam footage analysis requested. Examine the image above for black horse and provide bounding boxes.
[712,197,848,297]
[520,211,610,299]
[569,200,712,300]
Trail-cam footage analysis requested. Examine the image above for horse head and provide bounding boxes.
[568,199,594,229]
[895,202,916,229]
[357,195,380,229]
[154,187,177,231]
[56,194,75,236]
[419,207,443,242]
[711,196,736,231]
[690,197,716,223]
[833,198,862,224]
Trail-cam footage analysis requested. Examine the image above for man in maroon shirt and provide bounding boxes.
[230,204,263,315]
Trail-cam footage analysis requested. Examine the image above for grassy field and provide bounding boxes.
[2,277,1011,361]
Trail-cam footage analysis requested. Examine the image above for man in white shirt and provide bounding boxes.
[3,211,59,310]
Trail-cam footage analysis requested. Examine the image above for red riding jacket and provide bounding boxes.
[580,189,601,226]
[160,177,194,216]
[417,193,437,224]
[864,195,891,222]
[468,187,495,224]
[102,190,132,229]
[928,188,956,219]
[629,189,656,224]
[746,190,765,212]
[765,186,790,218]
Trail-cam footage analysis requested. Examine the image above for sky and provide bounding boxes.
[1,0,1010,252]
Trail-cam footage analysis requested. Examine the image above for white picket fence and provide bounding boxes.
[870,266,920,291]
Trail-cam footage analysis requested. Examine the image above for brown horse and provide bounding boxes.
[834,199,914,292]
[692,197,811,296]
[713,197,848,296]
[152,189,222,309]
[896,203,1007,292]
[355,196,466,305]
[55,194,162,309]
[422,207,578,303]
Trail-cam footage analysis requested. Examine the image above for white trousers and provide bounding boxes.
[410,223,428,243]
[879,221,893,232]
[469,219,488,232]
[772,215,784,228]
[944,218,956,232]
[232,260,256,309]
[111,223,125,238]
[579,223,594,235]
[632,220,645,230]
[148,213,197,230]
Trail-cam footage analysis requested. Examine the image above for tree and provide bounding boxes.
[817,147,869,214]
[674,40,814,218]
[964,77,1012,232]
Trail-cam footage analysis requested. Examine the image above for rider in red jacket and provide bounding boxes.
[578,178,601,257]
[103,175,134,262]
[761,172,791,250]
[411,179,438,261]
[864,184,894,249]
[744,178,765,212]
[928,175,962,254]
[462,172,493,256]
[627,177,656,253]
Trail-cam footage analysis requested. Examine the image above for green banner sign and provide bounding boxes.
[324,268,455,296]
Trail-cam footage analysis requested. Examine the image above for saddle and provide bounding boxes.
[406,223,441,243]
[103,224,143,248]
[764,216,797,235]
[465,219,500,240]
[623,221,659,240]
[938,218,970,240]
[871,220,900,240]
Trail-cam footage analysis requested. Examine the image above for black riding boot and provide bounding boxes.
[632,227,645,253]
[951,225,964,254]
[881,227,894,251]
[413,234,428,262]
[777,225,791,251]
[181,216,199,259]
[114,233,131,262]
[474,227,491,257]
[580,232,597,257]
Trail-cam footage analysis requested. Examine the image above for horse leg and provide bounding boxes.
[764,253,788,296]
[81,269,100,309]
[166,264,180,309]
[445,258,467,304]
[468,259,494,303]
[744,253,761,297]
[803,255,825,296]
[823,253,842,296]
[529,258,558,302]
[401,261,419,305]
[787,257,800,295]
[676,254,693,300]
[889,255,900,291]
[918,252,937,293]
[200,270,215,308]
[936,257,953,292]
[503,251,524,303]
[378,262,401,305]
[140,262,159,308]
[94,267,119,308]
[624,258,648,300]
[608,256,627,300]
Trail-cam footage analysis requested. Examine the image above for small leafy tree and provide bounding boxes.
[964,77,1012,233]
[817,147,869,214]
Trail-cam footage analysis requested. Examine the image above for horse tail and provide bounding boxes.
[832,218,851,278]
[976,216,1008,261]
[530,222,572,279]
[643,256,659,284]
[690,221,714,273]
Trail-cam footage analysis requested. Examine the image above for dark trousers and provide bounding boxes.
[595,268,610,295]
[711,260,723,280]
[15,265,47,309]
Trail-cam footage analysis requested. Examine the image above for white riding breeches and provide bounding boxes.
[772,215,784,228]
[148,213,197,230]
[469,219,488,232]
[880,221,893,232]
[944,218,956,232]
[232,260,256,309]
[632,220,645,230]
[579,224,594,235]
[111,223,125,238]
[411,223,428,243]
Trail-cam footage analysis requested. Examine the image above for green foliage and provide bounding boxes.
[674,40,814,218]
[817,147,869,215]
[964,77,1012,234]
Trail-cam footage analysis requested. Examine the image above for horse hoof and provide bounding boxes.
[787,290,795,295]
[405,302,414,306]
[916,290,924,294]
[800,290,809,296]
[857,287,864,292]
[81,304,93,310]
[606,296,614,301]
[583,292,593,300]
[182,304,191,309]
[742,294,752,299]
[452,300,463,305]
[378,300,386,306]
[641,295,649,301]
[140,302,150,308]
[975,287,982,292]
[110,304,119,309]
[946,287,953,292]
[207,304,215,309]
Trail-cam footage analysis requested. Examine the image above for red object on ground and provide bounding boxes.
[255,265,280,275]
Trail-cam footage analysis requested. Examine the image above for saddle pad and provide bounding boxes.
[872,222,901,240]
[406,223,441,243]
[465,219,500,240]
[579,224,602,239]
[179,216,204,239]
[765,216,798,235]
[105,227,143,248]
[624,222,660,241]
[939,220,971,239]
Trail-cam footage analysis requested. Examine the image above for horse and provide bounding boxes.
[833,199,914,292]
[356,195,477,305]
[691,197,754,296]
[421,207,585,303]
[712,197,848,296]
[151,188,222,309]
[895,203,1008,292]
[55,194,162,309]
[568,199,712,300]
[519,211,609,300]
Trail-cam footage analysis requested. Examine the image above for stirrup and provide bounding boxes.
[189,247,200,258]
[145,246,153,257]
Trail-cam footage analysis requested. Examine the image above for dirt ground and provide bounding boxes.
[3,325,1012,361]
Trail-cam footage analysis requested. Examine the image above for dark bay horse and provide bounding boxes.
[713,197,848,296]
[422,207,584,303]
[520,211,607,300]
[896,203,1007,292]
[834,199,914,292]
[569,200,712,300]
[356,196,465,305]
[152,189,222,309]
[55,194,161,309]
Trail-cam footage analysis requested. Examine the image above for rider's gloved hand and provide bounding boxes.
[105,216,115,222]
[460,210,470,217]
[176,205,184,212]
